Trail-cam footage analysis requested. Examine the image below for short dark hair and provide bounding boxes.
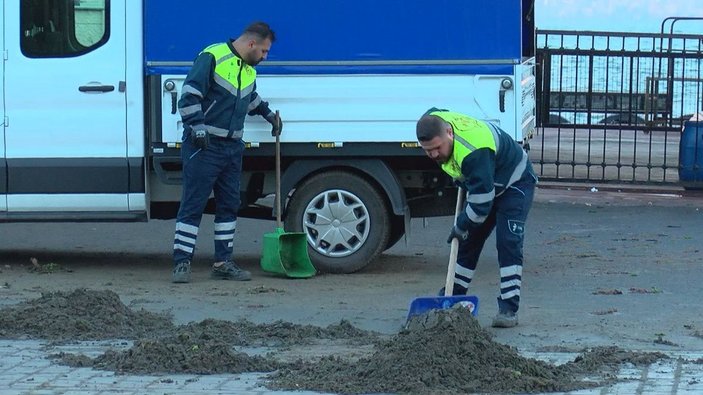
[242,21,276,43]
[416,115,447,142]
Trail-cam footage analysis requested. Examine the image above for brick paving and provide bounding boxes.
[1,340,702,394]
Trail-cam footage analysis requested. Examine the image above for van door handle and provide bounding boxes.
[78,85,115,92]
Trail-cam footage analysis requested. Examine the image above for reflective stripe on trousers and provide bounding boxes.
[454,163,536,312]
[173,135,244,264]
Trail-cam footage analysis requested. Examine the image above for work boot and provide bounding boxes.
[172,260,191,283]
[211,261,251,281]
[492,310,518,328]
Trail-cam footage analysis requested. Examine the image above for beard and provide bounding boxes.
[434,155,449,164]
[246,55,264,66]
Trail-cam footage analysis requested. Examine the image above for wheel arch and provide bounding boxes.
[281,159,408,218]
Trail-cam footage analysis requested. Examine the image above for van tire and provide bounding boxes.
[285,171,391,274]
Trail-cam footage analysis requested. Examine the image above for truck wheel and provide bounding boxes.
[285,171,391,273]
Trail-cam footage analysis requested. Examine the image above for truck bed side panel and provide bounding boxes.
[157,73,525,143]
[144,0,524,66]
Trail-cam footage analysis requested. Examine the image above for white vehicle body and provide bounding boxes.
[1,0,536,273]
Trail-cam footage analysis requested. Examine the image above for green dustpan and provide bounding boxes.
[261,227,316,278]
[260,111,316,278]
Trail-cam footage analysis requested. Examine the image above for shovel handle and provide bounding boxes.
[275,110,282,229]
[444,188,464,297]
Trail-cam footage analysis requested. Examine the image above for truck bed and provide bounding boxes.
[144,0,524,75]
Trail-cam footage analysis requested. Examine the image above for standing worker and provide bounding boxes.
[172,22,283,283]
[416,108,537,327]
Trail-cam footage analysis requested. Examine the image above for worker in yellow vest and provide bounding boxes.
[172,22,282,283]
[417,108,537,328]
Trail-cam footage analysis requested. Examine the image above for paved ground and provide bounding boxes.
[1,184,702,394]
[1,339,703,394]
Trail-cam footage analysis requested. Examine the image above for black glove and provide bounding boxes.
[268,110,283,137]
[447,225,468,244]
[438,284,468,296]
[191,129,208,150]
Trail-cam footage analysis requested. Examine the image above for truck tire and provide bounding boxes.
[284,171,391,274]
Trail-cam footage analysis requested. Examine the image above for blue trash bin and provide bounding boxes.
[679,121,703,188]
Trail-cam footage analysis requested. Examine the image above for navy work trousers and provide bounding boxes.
[173,134,244,265]
[454,163,537,313]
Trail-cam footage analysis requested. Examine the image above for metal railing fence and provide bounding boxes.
[533,27,703,185]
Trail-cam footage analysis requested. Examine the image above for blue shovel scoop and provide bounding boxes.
[407,188,479,321]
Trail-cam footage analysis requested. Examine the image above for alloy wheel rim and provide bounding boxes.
[301,189,371,258]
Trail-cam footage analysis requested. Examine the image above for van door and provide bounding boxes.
[4,0,130,215]
[1,0,6,212]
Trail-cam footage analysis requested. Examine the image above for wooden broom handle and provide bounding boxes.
[275,110,282,229]
[444,187,464,296]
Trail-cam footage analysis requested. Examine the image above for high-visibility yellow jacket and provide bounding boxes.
[178,41,273,140]
[429,109,531,231]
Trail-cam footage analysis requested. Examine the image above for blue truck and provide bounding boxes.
[1,0,536,273]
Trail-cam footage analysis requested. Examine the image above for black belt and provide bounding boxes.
[209,134,240,142]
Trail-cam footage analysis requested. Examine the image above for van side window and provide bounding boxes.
[20,0,109,58]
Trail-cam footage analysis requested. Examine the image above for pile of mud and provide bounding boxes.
[0,289,378,375]
[561,346,667,376]
[55,335,281,374]
[53,319,377,374]
[53,319,378,375]
[266,306,666,394]
[177,318,376,347]
[0,289,174,341]
[1,289,668,393]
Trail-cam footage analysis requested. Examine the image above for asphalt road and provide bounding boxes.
[1,185,702,353]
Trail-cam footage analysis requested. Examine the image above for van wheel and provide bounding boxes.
[285,171,391,274]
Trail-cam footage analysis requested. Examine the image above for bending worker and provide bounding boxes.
[172,22,282,283]
[416,108,537,328]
